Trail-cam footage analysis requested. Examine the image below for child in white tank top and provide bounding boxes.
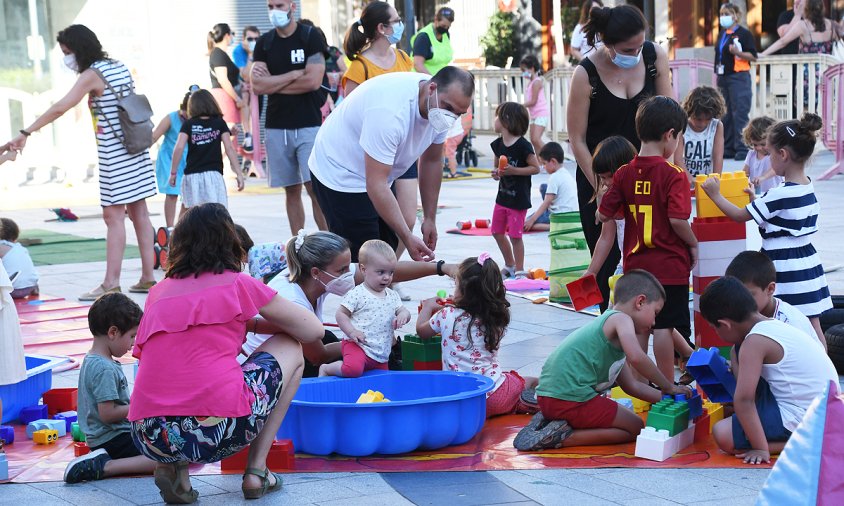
[680,86,726,178]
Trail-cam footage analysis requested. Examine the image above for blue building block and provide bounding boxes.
[19,405,48,424]
[53,411,78,433]
[0,453,8,480]
[674,392,704,420]
[0,425,14,444]
[686,347,736,403]
[26,419,66,438]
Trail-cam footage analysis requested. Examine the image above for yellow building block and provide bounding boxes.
[356,390,390,403]
[702,400,724,433]
[33,429,59,444]
[694,171,751,218]
[611,387,651,413]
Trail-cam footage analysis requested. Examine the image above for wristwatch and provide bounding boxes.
[436,260,445,276]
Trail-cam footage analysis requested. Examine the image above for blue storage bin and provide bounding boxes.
[278,371,494,456]
[0,355,68,424]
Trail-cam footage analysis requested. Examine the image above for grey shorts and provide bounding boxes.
[266,127,319,188]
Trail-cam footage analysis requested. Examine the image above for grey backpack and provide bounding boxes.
[92,67,154,154]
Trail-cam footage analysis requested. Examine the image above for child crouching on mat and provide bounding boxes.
[319,240,410,377]
[513,270,692,451]
[700,277,837,464]
[417,253,538,417]
[64,293,157,483]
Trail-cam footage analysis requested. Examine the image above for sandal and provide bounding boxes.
[443,171,458,179]
[242,467,283,500]
[78,284,121,302]
[154,462,198,504]
[129,280,157,293]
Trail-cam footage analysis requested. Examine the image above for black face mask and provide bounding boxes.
[435,25,448,35]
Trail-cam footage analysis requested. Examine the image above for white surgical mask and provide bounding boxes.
[719,15,734,29]
[63,53,79,72]
[427,88,459,133]
[270,8,291,29]
[386,21,404,45]
[319,270,355,296]
[248,40,257,52]
[610,46,641,69]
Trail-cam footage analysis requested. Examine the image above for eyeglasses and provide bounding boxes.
[246,36,258,41]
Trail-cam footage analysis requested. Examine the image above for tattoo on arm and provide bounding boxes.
[307,52,325,65]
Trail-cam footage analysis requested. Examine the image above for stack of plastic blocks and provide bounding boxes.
[645,397,690,436]
[26,418,66,438]
[610,386,650,413]
[694,171,751,219]
[686,347,736,403]
[401,334,442,371]
[635,422,696,462]
[702,400,725,431]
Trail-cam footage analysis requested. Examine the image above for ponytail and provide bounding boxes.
[285,231,350,283]
[343,0,392,59]
[453,255,510,353]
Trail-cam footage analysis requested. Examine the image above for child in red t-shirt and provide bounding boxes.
[598,96,698,382]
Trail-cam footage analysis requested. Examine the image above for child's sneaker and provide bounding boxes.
[513,412,573,451]
[501,265,516,279]
[514,271,528,279]
[64,448,111,483]
[242,133,253,153]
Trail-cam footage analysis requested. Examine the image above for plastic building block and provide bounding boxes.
[635,422,696,462]
[221,440,294,472]
[71,422,86,442]
[692,255,733,278]
[0,425,14,445]
[401,334,442,370]
[456,220,472,230]
[703,400,725,432]
[410,360,442,371]
[686,347,736,403]
[26,419,66,438]
[0,454,7,481]
[694,311,731,348]
[611,387,651,413]
[19,405,48,424]
[675,392,704,420]
[646,397,690,436]
[54,411,77,433]
[697,239,746,260]
[474,219,490,228]
[695,171,751,218]
[717,346,731,360]
[356,390,390,403]
[565,274,604,312]
[691,216,746,242]
[692,275,720,294]
[613,398,634,410]
[694,413,710,442]
[41,388,77,416]
[33,429,58,444]
[73,441,90,457]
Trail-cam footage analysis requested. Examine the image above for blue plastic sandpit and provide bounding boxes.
[277,371,494,456]
[0,354,69,423]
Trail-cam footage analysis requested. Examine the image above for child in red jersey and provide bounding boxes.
[598,96,698,382]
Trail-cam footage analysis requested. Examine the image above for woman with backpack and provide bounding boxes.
[8,24,158,301]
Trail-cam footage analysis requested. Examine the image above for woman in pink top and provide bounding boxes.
[128,203,323,503]
[520,55,549,156]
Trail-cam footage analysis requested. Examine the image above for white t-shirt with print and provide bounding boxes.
[546,169,578,214]
[309,72,449,192]
[428,306,504,396]
[772,296,818,343]
[340,284,404,362]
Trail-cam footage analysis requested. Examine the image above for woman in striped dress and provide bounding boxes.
[9,25,157,301]
[701,113,833,344]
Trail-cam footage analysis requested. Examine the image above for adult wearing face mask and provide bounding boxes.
[411,7,455,75]
[308,67,474,262]
[251,0,329,236]
[8,24,157,301]
[565,5,673,310]
[241,230,457,376]
[233,25,261,152]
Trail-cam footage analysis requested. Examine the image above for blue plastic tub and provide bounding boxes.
[278,371,494,456]
[0,355,69,423]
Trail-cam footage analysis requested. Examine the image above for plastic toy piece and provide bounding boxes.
[26,419,66,438]
[694,311,731,348]
[646,397,690,436]
[634,422,695,462]
[528,268,547,280]
[611,387,651,413]
[436,289,448,299]
[0,425,14,445]
[156,226,173,247]
[691,255,733,278]
[410,360,442,371]
[691,216,746,242]
[693,413,710,442]
[401,334,442,371]
[53,411,78,433]
[356,390,390,403]
[686,347,736,403]
[41,388,78,416]
[19,405,48,424]
[694,171,751,218]
[474,219,489,228]
[698,239,746,260]
[692,275,719,294]
[0,454,7,481]
[613,398,634,410]
[73,441,90,457]
[565,274,604,312]
[71,422,86,442]
[221,439,295,473]
[456,220,472,230]
[702,400,725,432]
[33,429,58,444]
[498,155,508,171]
[674,392,703,419]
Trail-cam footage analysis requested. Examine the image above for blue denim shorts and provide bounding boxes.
[731,377,792,450]
[130,352,283,464]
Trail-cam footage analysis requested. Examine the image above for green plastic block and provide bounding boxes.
[71,422,86,442]
[718,346,731,361]
[401,334,441,370]
[645,399,690,436]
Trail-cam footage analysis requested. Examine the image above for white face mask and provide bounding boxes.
[270,8,291,29]
[318,270,355,296]
[427,88,459,133]
[63,53,79,72]
[248,40,257,52]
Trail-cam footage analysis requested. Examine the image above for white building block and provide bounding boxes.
[692,256,733,278]
[635,427,678,462]
[697,239,746,260]
[676,422,696,449]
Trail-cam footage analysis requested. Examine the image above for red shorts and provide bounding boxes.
[537,394,619,429]
[486,371,532,417]
[491,203,528,239]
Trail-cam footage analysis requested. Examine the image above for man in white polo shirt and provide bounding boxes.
[308,66,474,262]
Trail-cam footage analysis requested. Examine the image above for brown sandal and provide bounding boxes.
[153,461,198,504]
[242,467,283,500]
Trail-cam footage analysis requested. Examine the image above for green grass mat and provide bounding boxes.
[19,229,141,266]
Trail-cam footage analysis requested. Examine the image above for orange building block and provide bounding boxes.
[694,172,751,218]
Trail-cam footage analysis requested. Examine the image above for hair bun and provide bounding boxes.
[798,113,822,134]
[589,6,611,27]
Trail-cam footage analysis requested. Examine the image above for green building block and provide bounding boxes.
[645,398,690,436]
[401,334,442,370]
[71,422,86,442]
[718,346,731,361]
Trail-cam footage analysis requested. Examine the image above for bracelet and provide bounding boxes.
[436,260,445,276]
[252,318,258,334]
[19,129,31,137]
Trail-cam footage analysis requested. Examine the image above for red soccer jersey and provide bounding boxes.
[598,155,692,285]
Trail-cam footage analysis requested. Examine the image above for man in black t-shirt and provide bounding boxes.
[251,0,328,235]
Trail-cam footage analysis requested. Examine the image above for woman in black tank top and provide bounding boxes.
[566,5,674,309]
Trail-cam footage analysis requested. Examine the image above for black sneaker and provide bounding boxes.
[64,448,111,483]
[513,412,573,451]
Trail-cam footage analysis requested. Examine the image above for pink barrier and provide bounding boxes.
[668,59,716,99]
[240,87,266,178]
[819,64,844,180]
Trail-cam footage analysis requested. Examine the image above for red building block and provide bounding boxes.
[692,276,719,294]
[691,217,746,242]
[42,388,78,417]
[412,360,442,371]
[73,442,90,457]
[694,311,731,348]
[565,274,604,312]
[694,413,711,442]
[221,440,294,473]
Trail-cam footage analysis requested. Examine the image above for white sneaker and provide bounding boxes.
[392,283,411,301]
[501,265,516,279]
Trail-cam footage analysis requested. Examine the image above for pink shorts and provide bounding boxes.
[341,340,388,378]
[491,203,528,239]
[485,371,537,417]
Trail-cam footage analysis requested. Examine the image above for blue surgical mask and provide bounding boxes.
[522,71,531,78]
[610,47,641,69]
[387,21,404,45]
[719,15,734,29]
[270,8,291,29]
[248,40,257,52]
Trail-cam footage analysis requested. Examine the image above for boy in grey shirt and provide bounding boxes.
[64,293,156,483]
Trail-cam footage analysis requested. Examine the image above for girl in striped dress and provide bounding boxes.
[701,113,832,345]
[8,24,158,301]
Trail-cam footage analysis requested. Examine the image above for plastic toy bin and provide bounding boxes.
[278,371,494,456]
[1,355,68,423]
[548,212,590,303]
